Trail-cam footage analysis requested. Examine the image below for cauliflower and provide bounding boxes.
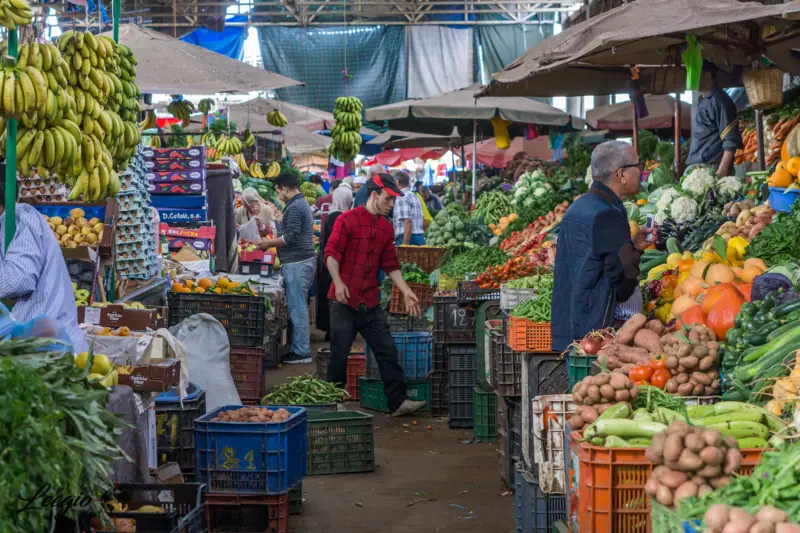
[533,187,549,197]
[585,165,593,186]
[681,166,715,197]
[670,196,699,224]
[654,211,669,225]
[716,175,743,198]
[655,188,682,214]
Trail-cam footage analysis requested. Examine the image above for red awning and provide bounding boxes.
[369,148,447,167]
[462,137,557,169]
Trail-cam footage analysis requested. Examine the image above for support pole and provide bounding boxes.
[674,93,682,177]
[113,0,120,42]
[471,119,477,206]
[4,30,17,252]
[632,102,639,156]
[755,110,766,171]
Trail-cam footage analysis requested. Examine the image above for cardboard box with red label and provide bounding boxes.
[117,358,181,392]
[77,303,168,331]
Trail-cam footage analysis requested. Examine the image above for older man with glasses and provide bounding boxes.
[551,141,654,353]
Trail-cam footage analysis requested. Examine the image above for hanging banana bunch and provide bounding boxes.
[242,127,255,148]
[0,0,32,31]
[267,108,287,127]
[233,153,249,173]
[264,161,280,179]
[167,96,194,128]
[214,134,242,156]
[249,162,265,179]
[138,109,156,130]
[198,97,214,115]
[201,130,216,148]
[148,135,161,148]
[330,96,362,162]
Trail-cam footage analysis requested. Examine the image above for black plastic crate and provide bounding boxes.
[429,371,449,417]
[169,292,266,346]
[525,353,569,398]
[155,384,206,481]
[457,280,501,303]
[448,345,476,428]
[514,469,566,533]
[289,482,303,515]
[507,398,522,464]
[497,398,514,489]
[432,342,448,374]
[491,334,523,397]
[387,314,431,333]
[264,332,280,369]
[433,296,477,344]
[95,483,205,533]
[448,383,474,428]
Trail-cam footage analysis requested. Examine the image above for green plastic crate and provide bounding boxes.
[473,386,497,442]
[567,351,597,390]
[358,377,430,413]
[307,410,375,475]
[289,482,303,515]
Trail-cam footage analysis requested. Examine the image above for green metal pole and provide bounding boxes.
[112,0,120,43]
[4,29,17,252]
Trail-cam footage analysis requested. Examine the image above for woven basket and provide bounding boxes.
[743,68,783,110]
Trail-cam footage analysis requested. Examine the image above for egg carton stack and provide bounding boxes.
[17,173,70,202]
[116,148,158,280]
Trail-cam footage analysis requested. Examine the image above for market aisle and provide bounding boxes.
[264,354,514,533]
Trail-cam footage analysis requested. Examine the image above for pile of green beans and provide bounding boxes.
[509,274,553,322]
[261,374,348,405]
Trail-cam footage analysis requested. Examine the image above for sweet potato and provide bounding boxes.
[645,319,665,335]
[616,313,647,345]
[614,345,650,364]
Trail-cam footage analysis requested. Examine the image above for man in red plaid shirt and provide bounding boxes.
[323,173,428,416]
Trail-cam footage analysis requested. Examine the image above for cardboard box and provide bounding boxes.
[151,194,207,209]
[156,207,208,223]
[77,303,168,330]
[167,236,213,252]
[147,181,206,195]
[142,146,205,160]
[145,159,203,172]
[159,223,216,240]
[146,169,205,182]
[117,358,181,392]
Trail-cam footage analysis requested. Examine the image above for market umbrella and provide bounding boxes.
[256,124,332,155]
[462,137,557,169]
[586,95,692,134]
[100,25,302,95]
[368,148,448,167]
[480,0,800,98]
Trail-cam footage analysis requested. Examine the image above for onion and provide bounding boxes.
[581,336,602,355]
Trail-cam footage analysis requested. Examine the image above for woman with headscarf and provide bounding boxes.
[235,187,277,237]
[315,181,353,339]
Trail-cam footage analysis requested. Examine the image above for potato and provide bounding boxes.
[684,433,705,453]
[646,433,666,463]
[660,470,688,490]
[697,484,713,497]
[655,484,674,507]
[629,386,637,399]
[724,435,739,449]
[724,447,742,475]
[633,328,662,353]
[727,508,757,532]
[614,389,630,402]
[696,464,722,479]
[644,477,660,497]
[676,373,690,385]
[703,429,722,448]
[608,373,629,390]
[677,449,704,472]
[692,344,709,358]
[705,504,731,530]
[674,480,699,502]
[596,403,611,414]
[651,465,668,480]
[568,416,583,431]
[776,523,800,533]
[666,355,679,369]
[678,382,695,396]
[700,446,724,466]
[579,405,599,424]
[594,373,611,386]
[666,379,679,393]
[599,383,615,400]
[678,344,693,358]
[645,319,665,335]
[750,522,776,533]
[692,372,712,385]
[755,506,788,524]
[704,386,717,396]
[587,385,601,403]
[682,356,699,370]
[663,434,684,463]
[693,383,705,396]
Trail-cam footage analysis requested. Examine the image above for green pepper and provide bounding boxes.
[726,329,743,346]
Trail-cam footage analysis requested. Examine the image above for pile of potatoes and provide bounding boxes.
[661,325,721,397]
[645,421,741,508]
[703,504,800,533]
[211,407,292,423]
[568,372,637,431]
[718,200,775,242]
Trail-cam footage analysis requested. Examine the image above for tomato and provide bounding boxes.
[650,368,671,390]
[677,259,695,274]
[628,365,653,382]
[633,379,648,387]
[649,353,667,370]
[660,274,679,291]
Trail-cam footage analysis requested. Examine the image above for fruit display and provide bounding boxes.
[266,108,287,128]
[0,0,32,30]
[166,96,194,128]
[499,201,568,255]
[170,276,258,296]
[213,134,242,156]
[329,96,362,162]
[46,207,104,248]
[198,97,214,115]
[644,421,740,508]
[232,153,249,173]
[568,372,638,432]
[300,181,322,205]
[716,199,774,242]
[475,243,554,289]
[71,279,92,305]
[73,350,119,388]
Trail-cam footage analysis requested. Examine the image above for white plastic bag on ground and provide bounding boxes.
[169,313,240,410]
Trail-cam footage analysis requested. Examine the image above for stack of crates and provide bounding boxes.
[154,383,206,481]
[492,316,524,488]
[195,405,308,533]
[432,295,477,423]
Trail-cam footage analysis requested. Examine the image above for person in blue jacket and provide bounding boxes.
[551,141,653,352]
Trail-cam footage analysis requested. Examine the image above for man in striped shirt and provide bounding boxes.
[0,174,87,351]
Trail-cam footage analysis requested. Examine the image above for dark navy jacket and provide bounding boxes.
[686,85,743,168]
[551,181,641,351]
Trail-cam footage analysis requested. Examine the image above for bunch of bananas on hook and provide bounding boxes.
[198,98,214,115]
[167,96,194,128]
[242,128,255,148]
[267,108,287,128]
[148,135,161,148]
[201,130,216,148]
[138,109,156,130]
[233,153,248,173]
[214,134,242,156]
[0,0,33,31]
[330,96,363,162]
[249,161,280,179]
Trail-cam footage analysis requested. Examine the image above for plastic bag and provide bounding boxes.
[239,217,262,243]
[491,116,511,149]
[682,34,703,92]
[169,313,240,410]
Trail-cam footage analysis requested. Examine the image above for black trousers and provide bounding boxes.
[327,301,407,412]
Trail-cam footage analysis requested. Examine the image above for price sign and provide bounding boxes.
[445,303,475,330]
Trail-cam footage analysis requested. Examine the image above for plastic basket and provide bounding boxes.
[357,377,430,413]
[155,384,206,481]
[395,245,445,274]
[347,355,366,400]
[94,483,205,533]
[448,345,477,428]
[530,394,576,494]
[508,316,552,352]
[429,371,449,417]
[389,282,435,315]
[230,347,265,402]
[289,482,303,515]
[432,342,448,373]
[264,333,280,369]
[434,295,477,344]
[307,410,375,475]
[521,354,568,471]
[169,292,266,347]
[508,397,522,464]
[473,386,497,442]
[387,313,431,333]
[514,469,567,533]
[195,405,307,495]
[768,186,800,213]
[567,351,597,390]
[457,280,500,303]
[570,433,765,533]
[366,331,432,380]
[500,285,537,311]
[206,492,289,533]
[438,274,462,292]
[492,333,523,397]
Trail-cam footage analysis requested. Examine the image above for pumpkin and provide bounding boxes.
[671,294,696,319]
[701,283,741,315]
[690,260,711,279]
[744,258,767,271]
[735,282,752,302]
[680,276,708,298]
[741,265,765,283]
[705,263,735,285]
[706,289,745,340]
[677,305,705,329]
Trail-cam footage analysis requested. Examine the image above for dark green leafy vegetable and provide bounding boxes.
[439,246,509,278]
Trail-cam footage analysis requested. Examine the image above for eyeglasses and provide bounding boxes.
[619,161,645,173]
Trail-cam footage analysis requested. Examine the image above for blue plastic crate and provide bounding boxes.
[514,468,566,533]
[365,331,432,380]
[195,405,307,495]
[769,186,800,213]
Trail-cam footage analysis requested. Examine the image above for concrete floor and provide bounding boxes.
[263,336,514,533]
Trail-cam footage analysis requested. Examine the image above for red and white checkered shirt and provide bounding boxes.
[323,205,400,309]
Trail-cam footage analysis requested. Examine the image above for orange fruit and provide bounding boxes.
[194,287,206,293]
[782,140,790,162]
[776,160,788,173]
[171,283,184,292]
[197,278,214,290]
[185,279,195,289]
[217,277,230,289]
[788,157,800,176]
[768,169,793,188]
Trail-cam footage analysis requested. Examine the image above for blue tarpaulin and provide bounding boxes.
[180,15,247,61]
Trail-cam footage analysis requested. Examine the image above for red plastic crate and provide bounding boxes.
[347,355,366,400]
[230,347,264,402]
[206,492,289,533]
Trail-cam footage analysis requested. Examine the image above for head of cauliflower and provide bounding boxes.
[670,196,698,224]
[716,175,742,197]
[655,187,681,215]
[681,166,715,197]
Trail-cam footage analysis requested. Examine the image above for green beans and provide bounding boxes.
[509,274,553,321]
[261,374,348,405]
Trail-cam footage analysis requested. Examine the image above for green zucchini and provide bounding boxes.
[767,319,800,342]
[774,299,800,319]
[739,325,800,365]
[666,237,682,254]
